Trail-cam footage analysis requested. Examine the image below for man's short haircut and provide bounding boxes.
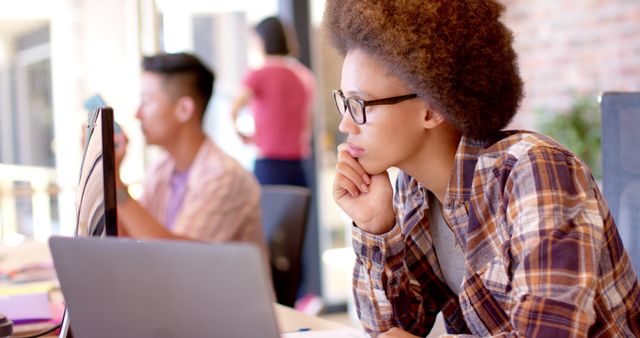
[324,0,523,141]
[142,52,215,119]
[255,16,290,56]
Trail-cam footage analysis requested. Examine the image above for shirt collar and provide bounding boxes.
[166,138,214,180]
[443,131,518,207]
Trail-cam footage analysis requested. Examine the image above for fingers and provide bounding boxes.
[233,127,243,138]
[335,144,371,196]
[337,144,371,184]
[234,128,254,145]
[240,134,253,144]
[114,133,127,155]
[114,132,128,145]
[114,133,128,170]
[335,161,369,195]
[333,171,361,198]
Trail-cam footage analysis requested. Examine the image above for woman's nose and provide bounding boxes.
[338,112,359,135]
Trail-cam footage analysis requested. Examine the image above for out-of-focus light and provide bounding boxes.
[0,0,55,20]
[235,112,255,137]
[154,0,277,23]
[0,39,7,66]
[156,0,276,14]
[321,247,355,268]
[127,183,144,200]
[3,233,26,247]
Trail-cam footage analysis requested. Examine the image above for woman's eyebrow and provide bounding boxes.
[344,89,372,98]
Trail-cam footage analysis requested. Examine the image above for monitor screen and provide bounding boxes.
[60,107,118,337]
[75,107,117,237]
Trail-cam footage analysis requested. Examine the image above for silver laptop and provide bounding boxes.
[49,236,280,338]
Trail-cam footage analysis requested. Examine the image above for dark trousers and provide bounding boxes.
[254,158,307,187]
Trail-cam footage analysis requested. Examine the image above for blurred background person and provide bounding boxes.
[230,16,315,187]
[114,52,267,260]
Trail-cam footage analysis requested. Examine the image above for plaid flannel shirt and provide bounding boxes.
[352,131,640,337]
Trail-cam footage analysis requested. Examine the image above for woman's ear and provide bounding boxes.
[175,96,196,123]
[422,106,446,130]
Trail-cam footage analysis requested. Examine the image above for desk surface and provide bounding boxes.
[275,304,347,332]
[14,304,349,337]
[5,241,352,337]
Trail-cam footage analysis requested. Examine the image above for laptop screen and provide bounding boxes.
[75,107,117,237]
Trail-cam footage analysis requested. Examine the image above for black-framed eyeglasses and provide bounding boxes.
[332,90,417,125]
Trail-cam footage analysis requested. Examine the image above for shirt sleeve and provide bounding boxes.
[174,158,259,244]
[444,146,602,338]
[351,173,439,336]
[504,146,601,337]
[242,69,260,95]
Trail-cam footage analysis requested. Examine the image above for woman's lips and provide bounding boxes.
[347,143,365,157]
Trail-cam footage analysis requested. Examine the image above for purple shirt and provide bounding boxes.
[165,168,191,230]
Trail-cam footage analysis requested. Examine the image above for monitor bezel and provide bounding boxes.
[99,107,117,237]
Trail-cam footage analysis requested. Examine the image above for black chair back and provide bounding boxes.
[260,185,311,306]
[601,92,640,272]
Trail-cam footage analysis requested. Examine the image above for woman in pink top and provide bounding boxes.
[230,16,315,187]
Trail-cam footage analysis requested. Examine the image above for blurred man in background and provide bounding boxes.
[115,52,266,258]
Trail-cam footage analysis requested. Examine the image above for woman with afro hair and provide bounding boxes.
[325,1,640,337]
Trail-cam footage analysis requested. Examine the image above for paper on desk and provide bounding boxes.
[0,280,57,296]
[0,292,53,323]
[281,327,367,338]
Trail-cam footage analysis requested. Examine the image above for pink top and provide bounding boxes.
[138,138,267,256]
[243,57,315,159]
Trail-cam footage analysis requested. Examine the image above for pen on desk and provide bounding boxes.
[282,327,311,334]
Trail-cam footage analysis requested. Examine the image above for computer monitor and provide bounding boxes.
[75,106,118,237]
[59,106,118,337]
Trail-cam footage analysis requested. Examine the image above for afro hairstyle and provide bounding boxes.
[323,0,524,140]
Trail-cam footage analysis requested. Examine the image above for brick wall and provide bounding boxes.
[501,0,640,129]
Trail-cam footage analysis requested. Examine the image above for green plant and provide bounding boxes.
[536,94,601,179]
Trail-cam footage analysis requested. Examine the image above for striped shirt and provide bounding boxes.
[140,138,266,254]
[352,131,640,337]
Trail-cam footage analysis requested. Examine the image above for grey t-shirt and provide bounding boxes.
[428,192,465,295]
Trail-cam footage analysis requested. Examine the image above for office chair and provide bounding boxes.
[260,185,311,307]
[601,92,640,273]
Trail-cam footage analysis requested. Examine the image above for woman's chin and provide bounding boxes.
[359,158,388,176]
